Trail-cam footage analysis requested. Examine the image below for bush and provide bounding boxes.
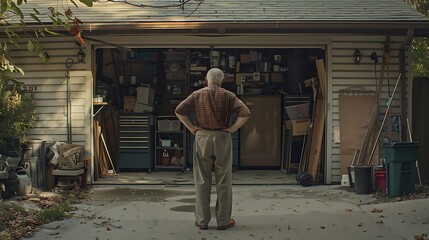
[0,81,36,156]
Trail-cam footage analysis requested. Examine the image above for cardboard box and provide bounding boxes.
[136,86,154,106]
[285,119,310,136]
[134,102,154,113]
[271,73,283,83]
[240,54,250,63]
[123,96,136,113]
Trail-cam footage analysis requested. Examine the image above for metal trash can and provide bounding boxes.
[23,139,46,189]
[354,165,373,194]
[384,142,419,197]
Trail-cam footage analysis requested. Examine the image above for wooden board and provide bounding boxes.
[307,59,327,183]
[306,98,325,182]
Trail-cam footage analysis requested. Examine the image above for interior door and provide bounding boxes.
[240,95,281,167]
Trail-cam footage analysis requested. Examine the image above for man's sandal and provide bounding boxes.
[217,219,236,230]
[195,221,208,230]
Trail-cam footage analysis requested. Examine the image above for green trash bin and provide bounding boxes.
[384,142,419,197]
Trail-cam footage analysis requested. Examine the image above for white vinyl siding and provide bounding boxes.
[9,36,91,146]
[330,35,408,183]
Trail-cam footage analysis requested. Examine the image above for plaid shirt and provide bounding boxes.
[175,86,251,129]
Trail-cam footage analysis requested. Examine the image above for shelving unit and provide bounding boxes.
[163,50,188,99]
[118,49,160,98]
[189,49,210,90]
[154,116,187,171]
[118,113,154,171]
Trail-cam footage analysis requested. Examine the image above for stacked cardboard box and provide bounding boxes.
[123,85,155,113]
[134,85,154,113]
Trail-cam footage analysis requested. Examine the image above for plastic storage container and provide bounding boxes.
[16,168,32,195]
[374,169,387,192]
[354,165,372,194]
[383,142,419,197]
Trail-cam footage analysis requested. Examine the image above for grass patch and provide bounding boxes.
[0,203,27,232]
[0,188,88,240]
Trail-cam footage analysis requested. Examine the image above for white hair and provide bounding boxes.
[206,68,224,83]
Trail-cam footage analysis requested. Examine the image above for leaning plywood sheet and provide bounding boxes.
[339,94,378,174]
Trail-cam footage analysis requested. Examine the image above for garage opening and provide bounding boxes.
[92,47,325,184]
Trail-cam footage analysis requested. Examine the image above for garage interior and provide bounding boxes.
[92,46,326,184]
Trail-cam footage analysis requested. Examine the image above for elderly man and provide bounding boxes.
[175,68,250,230]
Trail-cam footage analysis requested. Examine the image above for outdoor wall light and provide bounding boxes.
[353,48,361,64]
[77,48,86,63]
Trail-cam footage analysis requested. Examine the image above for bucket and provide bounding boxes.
[16,168,32,195]
[354,165,372,194]
[374,169,387,192]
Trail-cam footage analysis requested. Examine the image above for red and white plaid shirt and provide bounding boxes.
[175,86,250,129]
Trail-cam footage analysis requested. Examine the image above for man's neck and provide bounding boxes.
[207,82,221,88]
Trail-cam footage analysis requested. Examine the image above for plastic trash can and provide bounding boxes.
[354,165,372,194]
[374,169,387,192]
[384,142,419,197]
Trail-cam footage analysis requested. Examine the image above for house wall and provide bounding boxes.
[6,34,410,184]
[9,36,92,152]
[330,36,409,183]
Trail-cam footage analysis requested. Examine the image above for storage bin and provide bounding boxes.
[384,142,419,162]
[374,169,387,192]
[285,103,310,120]
[354,165,372,194]
[157,120,182,131]
[160,139,172,147]
[16,168,32,195]
[384,142,419,197]
[169,120,181,131]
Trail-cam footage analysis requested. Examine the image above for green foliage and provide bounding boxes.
[407,0,429,76]
[0,0,90,74]
[0,202,27,232]
[38,205,68,222]
[412,37,429,76]
[0,81,36,149]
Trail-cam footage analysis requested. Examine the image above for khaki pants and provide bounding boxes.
[194,129,232,226]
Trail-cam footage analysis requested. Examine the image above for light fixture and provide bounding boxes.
[77,48,86,63]
[353,48,361,64]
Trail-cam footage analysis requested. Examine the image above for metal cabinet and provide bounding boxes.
[118,113,154,171]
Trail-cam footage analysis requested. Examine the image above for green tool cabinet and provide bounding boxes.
[118,113,154,171]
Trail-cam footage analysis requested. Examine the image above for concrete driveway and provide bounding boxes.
[28,185,428,240]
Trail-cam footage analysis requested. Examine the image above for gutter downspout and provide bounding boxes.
[399,29,414,142]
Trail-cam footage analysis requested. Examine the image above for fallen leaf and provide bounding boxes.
[371,208,383,213]
[107,227,111,231]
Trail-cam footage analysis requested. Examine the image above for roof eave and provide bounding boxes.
[81,21,429,36]
[23,20,429,37]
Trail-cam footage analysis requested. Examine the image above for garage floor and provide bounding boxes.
[93,170,297,185]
